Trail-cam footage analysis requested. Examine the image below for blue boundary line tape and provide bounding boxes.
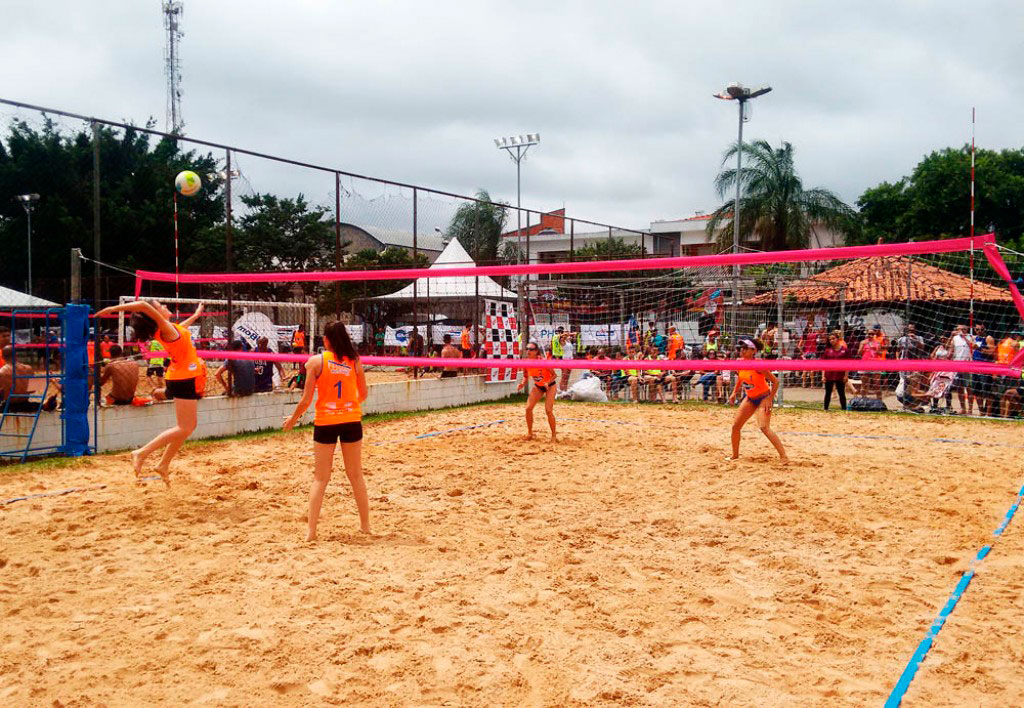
[2,484,107,505]
[885,482,1024,707]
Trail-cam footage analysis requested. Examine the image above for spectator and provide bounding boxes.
[666,326,684,361]
[374,328,385,356]
[822,332,848,411]
[0,327,10,367]
[291,324,307,352]
[253,337,285,393]
[652,329,668,357]
[287,347,308,390]
[858,324,886,400]
[100,344,139,405]
[100,334,114,362]
[609,351,628,400]
[215,340,256,397]
[716,365,732,404]
[0,346,56,412]
[408,329,425,379]
[558,329,575,391]
[592,347,612,391]
[800,327,821,388]
[969,323,996,416]
[704,327,721,357]
[762,323,778,359]
[927,340,955,414]
[460,323,474,362]
[697,350,720,401]
[440,334,460,379]
[146,338,167,390]
[948,324,972,414]
[996,331,1022,416]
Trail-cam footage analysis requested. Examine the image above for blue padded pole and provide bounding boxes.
[61,304,91,456]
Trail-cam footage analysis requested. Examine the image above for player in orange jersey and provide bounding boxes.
[517,341,557,441]
[726,339,788,463]
[96,300,206,485]
[284,321,370,541]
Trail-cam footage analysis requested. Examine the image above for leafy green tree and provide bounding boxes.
[854,146,1024,247]
[705,140,858,251]
[445,189,508,264]
[0,118,222,304]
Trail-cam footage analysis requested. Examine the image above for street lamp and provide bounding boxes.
[494,134,540,263]
[14,193,40,296]
[714,83,771,339]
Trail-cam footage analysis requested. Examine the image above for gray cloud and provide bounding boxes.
[2,0,1022,230]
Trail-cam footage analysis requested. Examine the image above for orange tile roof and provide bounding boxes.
[744,255,1013,305]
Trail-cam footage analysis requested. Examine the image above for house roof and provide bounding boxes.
[744,255,1014,306]
[347,224,445,252]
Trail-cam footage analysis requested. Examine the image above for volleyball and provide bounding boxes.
[174,170,202,197]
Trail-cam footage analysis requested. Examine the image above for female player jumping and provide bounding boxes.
[283,321,370,541]
[726,339,788,463]
[95,300,206,485]
[517,341,557,441]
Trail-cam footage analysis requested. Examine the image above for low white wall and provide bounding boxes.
[5,374,519,455]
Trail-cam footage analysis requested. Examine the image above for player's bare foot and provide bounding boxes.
[524,433,535,441]
[154,466,171,487]
[778,457,791,465]
[130,449,145,477]
[306,533,317,542]
[360,526,372,535]
[725,455,739,461]
[550,434,557,443]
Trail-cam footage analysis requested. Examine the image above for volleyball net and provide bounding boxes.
[131,234,1024,392]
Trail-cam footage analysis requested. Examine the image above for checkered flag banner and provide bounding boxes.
[482,299,519,384]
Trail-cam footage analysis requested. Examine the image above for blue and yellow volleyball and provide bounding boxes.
[174,170,202,197]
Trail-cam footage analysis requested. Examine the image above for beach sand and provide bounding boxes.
[0,402,1021,706]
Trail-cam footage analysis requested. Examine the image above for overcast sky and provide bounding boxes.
[2,0,1022,230]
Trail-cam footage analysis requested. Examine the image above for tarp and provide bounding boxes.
[0,285,60,308]
[374,238,517,301]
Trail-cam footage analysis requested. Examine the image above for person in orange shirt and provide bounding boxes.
[291,324,307,352]
[666,326,684,361]
[0,326,8,367]
[100,335,113,361]
[284,321,370,541]
[726,339,788,463]
[96,300,206,485]
[460,323,474,362]
[517,341,557,441]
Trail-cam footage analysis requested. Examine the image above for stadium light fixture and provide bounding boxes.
[714,82,771,338]
[14,193,40,296]
[494,133,541,264]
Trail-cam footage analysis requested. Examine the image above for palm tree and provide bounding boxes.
[445,189,508,264]
[705,140,858,251]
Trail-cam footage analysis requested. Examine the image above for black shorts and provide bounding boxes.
[534,381,554,393]
[460,347,473,358]
[164,377,202,401]
[969,373,993,397]
[313,421,363,445]
[146,366,165,378]
[440,370,458,378]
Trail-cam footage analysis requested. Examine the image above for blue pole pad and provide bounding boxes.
[61,304,91,456]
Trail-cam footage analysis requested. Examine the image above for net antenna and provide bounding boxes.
[163,1,185,135]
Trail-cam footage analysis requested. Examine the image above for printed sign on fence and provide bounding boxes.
[482,299,518,383]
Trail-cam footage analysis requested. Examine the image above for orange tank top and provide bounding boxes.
[461,331,471,349]
[997,337,1018,365]
[315,351,362,425]
[526,366,555,386]
[738,369,770,398]
[156,324,203,381]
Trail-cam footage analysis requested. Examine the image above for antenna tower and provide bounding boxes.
[163,1,185,134]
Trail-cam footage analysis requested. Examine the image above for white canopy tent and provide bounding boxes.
[374,238,517,301]
[0,285,60,309]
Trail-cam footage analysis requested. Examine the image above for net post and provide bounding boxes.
[776,278,785,406]
[70,248,82,303]
[906,255,912,324]
[569,219,574,262]
[91,121,101,312]
[225,148,234,338]
[62,304,93,457]
[412,186,418,376]
[839,286,846,340]
[335,171,342,320]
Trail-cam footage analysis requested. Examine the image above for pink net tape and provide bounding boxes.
[134,234,996,293]
[143,349,1019,377]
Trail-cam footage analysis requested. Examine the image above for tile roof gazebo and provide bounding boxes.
[743,255,1013,306]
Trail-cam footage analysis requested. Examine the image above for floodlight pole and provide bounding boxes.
[494,134,540,265]
[714,83,771,342]
[16,194,39,296]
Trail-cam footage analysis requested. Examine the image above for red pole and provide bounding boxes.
[174,189,180,316]
[969,107,976,328]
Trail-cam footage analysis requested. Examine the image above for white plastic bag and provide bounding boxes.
[566,374,608,403]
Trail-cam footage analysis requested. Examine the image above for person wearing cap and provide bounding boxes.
[726,338,788,463]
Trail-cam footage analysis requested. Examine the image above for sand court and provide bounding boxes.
[1,402,1022,705]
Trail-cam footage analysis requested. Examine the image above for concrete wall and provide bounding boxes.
[4,375,518,456]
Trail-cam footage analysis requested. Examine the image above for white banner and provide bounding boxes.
[580,324,624,347]
[346,325,365,345]
[233,312,279,352]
